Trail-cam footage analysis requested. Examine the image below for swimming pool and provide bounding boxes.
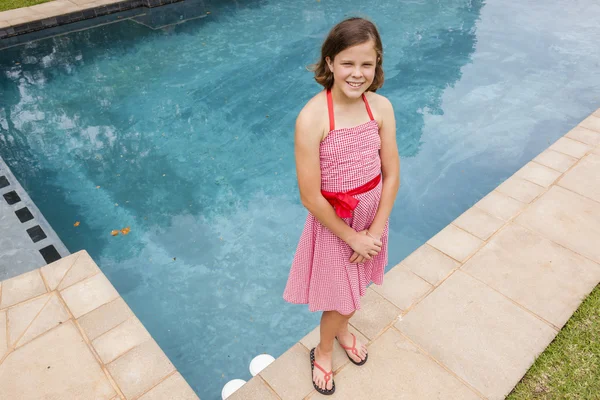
[1,0,600,398]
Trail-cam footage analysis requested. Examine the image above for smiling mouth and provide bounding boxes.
[347,81,364,88]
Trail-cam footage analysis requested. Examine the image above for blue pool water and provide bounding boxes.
[1,0,600,398]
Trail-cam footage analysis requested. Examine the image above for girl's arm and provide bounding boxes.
[368,97,400,238]
[295,107,382,260]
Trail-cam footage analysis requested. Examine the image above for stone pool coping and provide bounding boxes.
[0,0,183,39]
[0,250,199,399]
[230,108,600,400]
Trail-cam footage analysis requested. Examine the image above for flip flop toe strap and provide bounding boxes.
[313,361,333,383]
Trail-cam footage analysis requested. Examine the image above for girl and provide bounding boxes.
[283,17,400,395]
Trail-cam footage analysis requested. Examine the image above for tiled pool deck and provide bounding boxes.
[1,109,599,399]
[0,0,182,39]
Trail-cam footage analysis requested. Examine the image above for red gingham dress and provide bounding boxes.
[283,90,389,315]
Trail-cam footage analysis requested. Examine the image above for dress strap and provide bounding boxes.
[326,88,335,131]
[362,93,375,121]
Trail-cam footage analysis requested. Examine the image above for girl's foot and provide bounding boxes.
[312,344,334,392]
[336,330,368,364]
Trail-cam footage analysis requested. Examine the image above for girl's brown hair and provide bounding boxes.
[311,17,384,92]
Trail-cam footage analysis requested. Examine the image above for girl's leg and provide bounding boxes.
[313,310,347,391]
[335,311,368,363]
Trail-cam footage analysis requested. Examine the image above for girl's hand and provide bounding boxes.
[348,230,382,264]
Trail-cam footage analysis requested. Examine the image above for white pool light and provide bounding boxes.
[221,379,246,399]
[249,354,275,376]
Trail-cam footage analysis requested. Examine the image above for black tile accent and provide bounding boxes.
[3,191,21,205]
[0,175,9,189]
[0,30,7,39]
[42,17,59,28]
[105,2,122,14]
[68,11,85,22]
[40,245,61,264]
[82,8,96,19]
[15,207,34,223]
[14,23,32,35]
[27,20,44,31]
[95,6,109,17]
[27,225,47,243]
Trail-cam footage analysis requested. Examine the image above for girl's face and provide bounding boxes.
[327,40,378,99]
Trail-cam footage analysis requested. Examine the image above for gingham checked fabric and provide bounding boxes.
[283,94,388,315]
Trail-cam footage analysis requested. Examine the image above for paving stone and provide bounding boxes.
[475,190,527,221]
[40,252,80,291]
[0,7,44,21]
[533,149,578,173]
[92,317,151,364]
[0,321,116,399]
[108,339,175,400]
[594,108,600,118]
[300,323,369,372]
[557,153,600,202]
[0,269,47,309]
[349,288,400,340]
[513,162,563,188]
[579,115,600,132]
[7,294,49,346]
[0,20,10,29]
[60,273,119,318]
[371,264,432,311]
[138,372,199,400]
[260,343,313,400]
[452,207,506,241]
[495,177,545,203]
[516,186,600,264]
[0,310,7,361]
[57,250,100,290]
[427,224,483,262]
[594,145,600,155]
[566,125,600,146]
[308,328,480,400]
[549,137,592,158]
[228,376,279,400]
[401,244,460,286]
[396,271,556,400]
[29,0,82,16]
[77,297,134,341]
[17,293,70,347]
[463,224,600,328]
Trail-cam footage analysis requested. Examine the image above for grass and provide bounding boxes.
[507,284,600,399]
[0,0,53,12]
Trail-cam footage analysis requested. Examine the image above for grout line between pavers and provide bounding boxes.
[459,269,560,332]
[38,268,51,293]
[56,289,127,399]
[390,326,487,399]
[132,369,178,400]
[53,252,83,291]
[9,290,54,350]
[257,373,283,400]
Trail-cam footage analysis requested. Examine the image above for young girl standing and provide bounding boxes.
[283,17,400,395]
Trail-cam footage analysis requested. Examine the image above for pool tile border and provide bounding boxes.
[0,0,183,39]
[0,250,199,399]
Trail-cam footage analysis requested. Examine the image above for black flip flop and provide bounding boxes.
[335,333,368,366]
[310,348,335,395]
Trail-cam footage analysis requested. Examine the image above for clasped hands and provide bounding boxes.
[348,229,382,264]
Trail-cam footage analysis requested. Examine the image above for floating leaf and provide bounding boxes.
[111,230,119,236]
[121,227,131,235]
[96,186,100,189]
[74,221,80,227]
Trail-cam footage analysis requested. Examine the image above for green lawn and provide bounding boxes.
[0,0,53,12]
[507,284,600,399]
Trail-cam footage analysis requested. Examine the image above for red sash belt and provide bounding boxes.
[321,174,381,218]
